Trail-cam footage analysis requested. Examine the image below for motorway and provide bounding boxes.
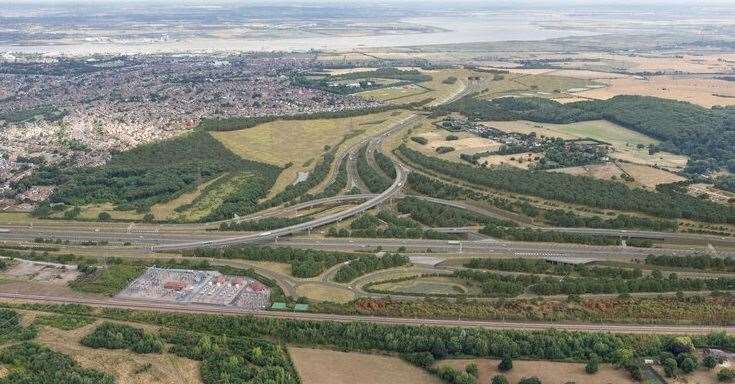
[0,292,730,335]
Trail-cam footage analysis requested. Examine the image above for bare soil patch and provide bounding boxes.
[288,347,441,384]
[2,260,79,285]
[438,359,636,384]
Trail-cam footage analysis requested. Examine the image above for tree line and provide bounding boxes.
[356,145,393,193]
[397,196,516,228]
[186,246,356,278]
[399,145,735,223]
[455,269,735,296]
[334,253,410,283]
[543,209,678,231]
[311,294,735,325]
[95,306,735,366]
[645,254,735,272]
[464,258,643,279]
[480,224,622,246]
[197,98,431,132]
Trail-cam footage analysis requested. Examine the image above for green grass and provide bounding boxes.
[34,314,96,330]
[69,264,145,296]
[173,172,253,221]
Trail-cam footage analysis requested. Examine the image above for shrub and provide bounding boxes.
[465,362,478,377]
[498,355,513,371]
[411,136,428,145]
[435,146,455,154]
[97,212,111,221]
[518,377,542,384]
[719,368,735,382]
[663,357,678,377]
[585,359,599,374]
[491,375,509,384]
[704,354,718,369]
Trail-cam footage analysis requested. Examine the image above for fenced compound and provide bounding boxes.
[117,267,270,309]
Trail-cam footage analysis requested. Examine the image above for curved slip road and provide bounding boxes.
[0,292,730,335]
[151,163,409,251]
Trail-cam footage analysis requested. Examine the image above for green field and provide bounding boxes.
[212,110,413,198]
[371,276,471,295]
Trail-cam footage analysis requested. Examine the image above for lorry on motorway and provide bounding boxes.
[0,229,10,233]
[258,231,272,237]
[447,240,460,245]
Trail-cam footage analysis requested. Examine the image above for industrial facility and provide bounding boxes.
[117,267,270,309]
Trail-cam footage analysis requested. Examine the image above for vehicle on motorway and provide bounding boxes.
[258,231,273,237]
[0,228,9,233]
[447,240,461,245]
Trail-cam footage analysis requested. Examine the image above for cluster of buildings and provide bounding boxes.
[116,266,271,309]
[0,54,381,208]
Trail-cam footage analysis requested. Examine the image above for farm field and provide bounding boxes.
[553,162,685,189]
[437,359,636,384]
[484,120,689,170]
[569,75,735,108]
[294,283,355,303]
[288,347,441,384]
[33,320,203,384]
[211,110,413,198]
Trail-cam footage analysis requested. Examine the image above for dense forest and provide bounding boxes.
[571,96,735,172]
[21,130,280,214]
[400,145,735,223]
[436,95,735,173]
[356,145,393,193]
